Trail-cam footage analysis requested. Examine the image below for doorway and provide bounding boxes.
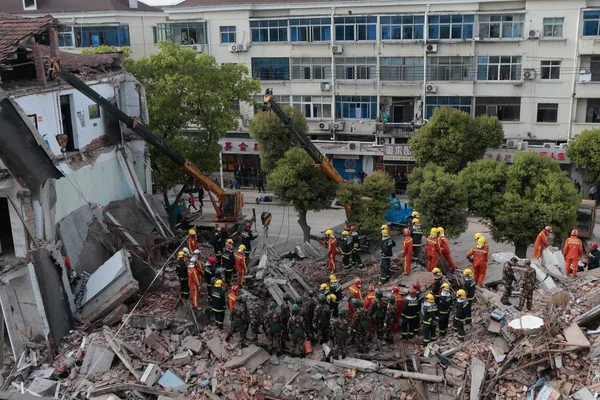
[0,198,14,256]
[390,98,415,123]
[60,95,77,151]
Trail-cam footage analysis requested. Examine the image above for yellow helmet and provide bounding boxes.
[381,224,389,230]
[189,229,196,235]
[477,237,486,246]
[426,293,435,303]
[413,218,420,225]
[238,244,246,251]
[432,267,441,275]
[430,227,438,236]
[320,283,330,291]
[177,251,185,259]
[342,230,350,236]
[214,279,223,288]
[327,294,337,302]
[456,289,467,299]
[474,232,482,241]
[437,227,444,235]
[441,282,450,291]
[411,211,420,218]
[329,274,338,283]
[464,268,473,277]
[382,230,390,237]
[226,239,234,244]
[325,229,334,236]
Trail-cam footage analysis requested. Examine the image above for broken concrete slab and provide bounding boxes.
[379,369,443,383]
[104,328,142,381]
[332,357,379,373]
[508,315,544,335]
[172,352,191,367]
[158,370,187,390]
[181,336,202,353]
[541,247,565,279]
[244,349,271,373]
[564,323,591,350]
[128,314,171,330]
[80,344,115,375]
[224,344,262,369]
[31,368,55,379]
[28,377,58,397]
[141,364,163,387]
[206,337,228,360]
[470,358,485,400]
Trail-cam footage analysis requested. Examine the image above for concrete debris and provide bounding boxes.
[141,364,163,387]
[508,315,545,334]
[469,358,486,400]
[541,247,566,279]
[80,344,115,375]
[180,336,202,353]
[128,315,171,330]
[157,370,186,390]
[27,377,58,396]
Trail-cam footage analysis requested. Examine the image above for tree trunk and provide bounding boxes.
[297,210,311,243]
[514,242,528,258]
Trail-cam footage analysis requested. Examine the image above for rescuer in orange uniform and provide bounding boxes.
[391,285,405,332]
[364,285,377,311]
[401,228,413,275]
[467,237,488,287]
[426,227,442,272]
[437,227,456,270]
[347,278,362,319]
[227,284,239,312]
[326,229,337,272]
[563,229,584,278]
[187,228,199,252]
[188,255,203,309]
[234,244,247,286]
[533,226,552,259]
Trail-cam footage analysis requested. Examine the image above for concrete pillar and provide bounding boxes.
[7,194,28,258]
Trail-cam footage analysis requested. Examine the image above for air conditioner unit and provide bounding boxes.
[543,142,555,149]
[528,29,541,39]
[426,43,438,53]
[237,43,249,52]
[348,142,360,151]
[517,142,528,151]
[425,84,438,93]
[580,70,592,83]
[559,143,568,150]
[318,122,331,131]
[506,140,518,149]
[523,69,536,80]
[320,82,331,91]
[190,44,204,53]
[333,121,345,131]
[228,43,239,52]
[331,45,343,54]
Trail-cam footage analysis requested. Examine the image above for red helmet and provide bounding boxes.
[350,225,357,231]
[409,288,417,297]
[354,278,362,287]
[545,226,552,232]
[368,285,375,292]
[392,286,400,294]
[403,228,410,236]
[208,256,217,265]
[571,229,579,236]
[215,226,222,233]
[231,284,239,292]
[592,242,599,250]
[245,222,252,229]
[412,282,421,290]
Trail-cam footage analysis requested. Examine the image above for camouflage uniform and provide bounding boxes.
[300,294,317,340]
[330,312,350,359]
[313,302,331,344]
[287,312,306,356]
[266,306,285,353]
[352,306,370,352]
[370,296,387,340]
[383,299,397,343]
[226,301,248,343]
[280,301,291,345]
[518,264,536,311]
[500,260,517,305]
[247,300,263,342]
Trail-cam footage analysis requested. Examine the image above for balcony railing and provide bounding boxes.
[376,122,417,137]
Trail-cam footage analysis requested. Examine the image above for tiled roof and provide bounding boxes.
[0,0,160,15]
[170,0,328,7]
[0,13,54,64]
[39,46,123,75]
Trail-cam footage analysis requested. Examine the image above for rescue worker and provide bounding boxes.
[563,229,584,278]
[329,275,343,317]
[212,227,224,267]
[299,294,317,340]
[364,285,377,311]
[203,255,217,301]
[326,229,337,272]
[437,227,456,270]
[247,299,263,342]
[401,228,414,275]
[182,247,191,261]
[588,242,600,271]
[401,288,419,339]
[227,284,239,313]
[383,295,397,344]
[431,267,444,302]
[426,228,441,272]
[288,304,306,356]
[348,278,363,319]
[407,211,420,232]
[240,222,256,261]
[176,251,189,299]
[370,289,387,340]
[320,283,330,296]
[500,257,518,305]
[266,302,284,353]
[413,282,423,329]
[391,286,405,332]
[280,293,292,346]
[463,269,476,325]
[222,241,235,285]
[516,260,536,311]
[187,229,199,252]
[438,283,453,337]
[380,227,396,284]
[467,237,488,287]
[188,256,202,309]
[350,225,364,268]
[314,294,332,343]
[226,295,248,343]
[454,289,468,341]
[234,244,247,287]
[351,299,369,353]
[411,218,423,260]
[533,226,552,260]
[422,293,439,345]
[330,309,350,360]
[340,230,353,269]
[211,279,226,329]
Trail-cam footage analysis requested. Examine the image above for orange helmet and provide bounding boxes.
[392,286,400,294]
[408,288,417,297]
[403,228,410,236]
[571,229,579,236]
[354,278,362,287]
[412,282,421,290]
[231,285,239,293]
[545,226,552,232]
[368,284,375,292]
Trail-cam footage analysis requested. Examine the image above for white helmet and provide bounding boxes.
[193,249,200,255]
[182,247,190,254]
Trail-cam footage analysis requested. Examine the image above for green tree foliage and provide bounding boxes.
[249,106,308,173]
[268,148,337,242]
[459,159,508,218]
[82,45,132,59]
[337,171,395,240]
[566,128,600,182]
[409,108,504,174]
[406,164,469,238]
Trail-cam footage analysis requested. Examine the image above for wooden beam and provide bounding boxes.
[379,369,443,383]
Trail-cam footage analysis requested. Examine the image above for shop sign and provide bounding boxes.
[344,158,357,172]
[484,148,570,164]
[220,139,259,154]
[383,144,414,161]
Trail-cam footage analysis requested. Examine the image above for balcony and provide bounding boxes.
[376,122,417,137]
[572,122,600,138]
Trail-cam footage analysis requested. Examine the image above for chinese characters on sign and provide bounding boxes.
[383,144,414,161]
[484,149,570,164]
[220,139,260,154]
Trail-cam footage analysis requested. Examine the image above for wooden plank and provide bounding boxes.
[379,369,443,383]
[469,358,485,400]
[103,328,142,381]
[332,357,379,373]
[563,323,591,351]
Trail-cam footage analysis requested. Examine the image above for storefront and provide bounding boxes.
[220,138,261,172]
[484,148,571,170]
[377,143,416,176]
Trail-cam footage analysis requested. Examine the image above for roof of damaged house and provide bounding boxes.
[0,0,160,14]
[40,46,123,75]
[0,13,54,64]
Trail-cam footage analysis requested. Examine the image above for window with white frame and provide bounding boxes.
[290,18,331,42]
[250,20,288,43]
[541,60,561,79]
[292,96,332,119]
[543,18,564,38]
[335,96,378,119]
[478,14,524,39]
[220,26,236,43]
[583,11,600,37]
[291,58,332,80]
[58,26,74,47]
[380,57,424,81]
[427,57,474,81]
[380,16,425,40]
[428,15,474,40]
[335,57,377,80]
[334,16,377,41]
[477,56,522,81]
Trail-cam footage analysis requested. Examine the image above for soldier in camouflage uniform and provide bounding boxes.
[298,294,317,340]
[330,309,350,360]
[500,257,518,305]
[226,295,249,344]
[516,259,536,311]
[288,304,306,356]
[370,289,387,340]
[351,299,370,353]
[266,302,284,354]
[313,294,332,344]
[247,299,264,343]
[280,293,292,348]
[383,295,397,344]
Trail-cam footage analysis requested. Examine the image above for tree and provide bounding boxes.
[248,106,308,173]
[406,164,469,238]
[459,159,508,218]
[82,45,132,59]
[409,107,504,174]
[338,171,395,240]
[566,128,600,182]
[267,148,337,242]
[125,42,259,220]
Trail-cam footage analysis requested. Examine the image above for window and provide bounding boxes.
[23,0,36,8]
[586,99,600,123]
[541,61,561,79]
[220,26,236,43]
[478,14,524,39]
[428,15,474,40]
[73,25,130,47]
[335,96,377,119]
[335,57,377,80]
[152,27,157,44]
[477,56,522,81]
[291,58,332,80]
[58,26,74,47]
[425,97,472,118]
[380,57,423,81]
[584,11,600,37]
[591,57,600,81]
[543,18,564,38]
[334,17,377,41]
[253,94,289,113]
[381,16,424,40]
[537,103,559,123]
[155,23,207,45]
[475,97,521,121]
[427,57,474,81]
[292,96,332,119]
[250,20,288,43]
[290,18,331,42]
[251,58,290,80]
